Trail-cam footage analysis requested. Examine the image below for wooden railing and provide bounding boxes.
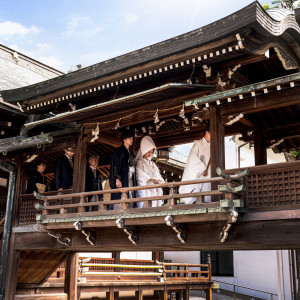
[33,176,230,222]
[226,160,300,209]
[19,190,72,224]
[16,161,300,225]
[48,258,157,282]
[78,260,211,283]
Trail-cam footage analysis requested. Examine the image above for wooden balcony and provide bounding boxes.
[13,161,300,251]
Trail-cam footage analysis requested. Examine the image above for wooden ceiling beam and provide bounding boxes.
[220,86,300,117]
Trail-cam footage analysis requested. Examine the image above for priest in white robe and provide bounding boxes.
[135,136,165,208]
[179,127,211,204]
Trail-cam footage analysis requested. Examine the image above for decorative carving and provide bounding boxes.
[240,30,300,70]
[116,218,138,245]
[73,221,96,246]
[47,231,70,247]
[279,0,294,10]
[274,47,298,70]
[220,210,238,243]
[165,216,187,244]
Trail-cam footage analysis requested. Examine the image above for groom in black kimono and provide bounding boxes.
[108,129,136,210]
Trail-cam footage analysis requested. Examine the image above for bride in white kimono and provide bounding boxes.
[135,136,165,208]
[179,128,211,204]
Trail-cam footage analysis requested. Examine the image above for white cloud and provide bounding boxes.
[0,21,39,37]
[125,13,138,23]
[66,16,90,30]
[36,43,51,51]
[38,56,63,69]
[64,16,102,38]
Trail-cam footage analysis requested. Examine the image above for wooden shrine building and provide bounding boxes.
[1,1,300,299]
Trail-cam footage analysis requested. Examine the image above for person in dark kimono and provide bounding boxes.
[85,155,103,211]
[54,147,74,190]
[26,161,48,194]
[108,129,136,210]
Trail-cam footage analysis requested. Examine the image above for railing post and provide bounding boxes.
[98,196,104,211]
[121,192,128,210]
[233,285,236,300]
[42,199,48,216]
[185,265,188,280]
[169,186,175,206]
[78,196,84,213]
[207,254,211,281]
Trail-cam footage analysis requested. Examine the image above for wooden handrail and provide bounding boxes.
[38,176,228,201]
[78,262,211,282]
[42,190,222,211]
[82,263,162,269]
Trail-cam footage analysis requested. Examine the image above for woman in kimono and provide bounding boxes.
[135,136,165,208]
[179,126,211,204]
[26,161,48,194]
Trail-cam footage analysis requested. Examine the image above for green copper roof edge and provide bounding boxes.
[40,208,230,224]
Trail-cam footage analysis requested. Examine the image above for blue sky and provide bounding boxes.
[0,0,273,73]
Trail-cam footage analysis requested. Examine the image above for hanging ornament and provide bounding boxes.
[156,120,165,132]
[90,122,100,143]
[226,113,244,126]
[270,139,284,149]
[179,104,185,119]
[69,103,76,111]
[153,109,160,124]
[114,118,121,130]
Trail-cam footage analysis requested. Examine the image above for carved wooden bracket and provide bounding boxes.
[116,218,138,245]
[165,215,187,244]
[73,221,96,246]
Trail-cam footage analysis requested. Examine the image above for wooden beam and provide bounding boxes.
[15,294,67,300]
[220,86,300,117]
[210,105,225,177]
[263,122,300,141]
[14,216,300,251]
[254,131,267,165]
[239,117,256,129]
[93,132,121,148]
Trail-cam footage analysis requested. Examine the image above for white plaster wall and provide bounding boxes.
[165,250,293,300]
[120,252,152,260]
[164,251,200,264]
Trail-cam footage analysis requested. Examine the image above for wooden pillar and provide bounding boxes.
[206,287,212,300]
[254,131,267,165]
[210,104,225,177]
[135,286,143,300]
[73,129,88,195]
[182,286,189,300]
[106,287,118,300]
[112,251,120,272]
[4,236,19,300]
[163,285,168,300]
[152,251,162,262]
[4,161,23,300]
[64,252,78,300]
